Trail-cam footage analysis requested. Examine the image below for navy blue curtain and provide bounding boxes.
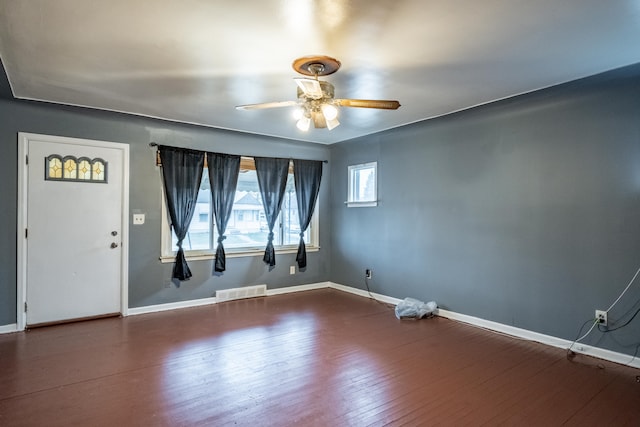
[254,157,290,266]
[159,146,205,280]
[293,160,323,268]
[207,152,240,272]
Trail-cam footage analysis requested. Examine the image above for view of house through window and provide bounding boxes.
[166,162,311,255]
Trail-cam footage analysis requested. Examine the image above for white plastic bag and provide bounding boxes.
[395,297,437,319]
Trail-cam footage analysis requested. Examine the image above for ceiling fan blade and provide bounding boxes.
[294,78,324,99]
[235,100,298,110]
[334,99,401,110]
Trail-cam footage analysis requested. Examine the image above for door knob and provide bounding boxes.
[111,231,118,236]
[110,242,118,249]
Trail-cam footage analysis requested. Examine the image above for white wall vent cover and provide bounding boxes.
[216,284,267,302]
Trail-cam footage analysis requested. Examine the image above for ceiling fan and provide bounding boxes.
[235,55,401,131]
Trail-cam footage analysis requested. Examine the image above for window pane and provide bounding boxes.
[225,170,307,248]
[48,156,62,179]
[78,158,91,180]
[63,157,77,179]
[92,159,106,181]
[353,167,375,201]
[171,173,212,251]
[226,170,268,248]
[348,162,377,206]
[280,175,308,246]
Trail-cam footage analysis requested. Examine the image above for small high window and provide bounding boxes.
[347,162,377,207]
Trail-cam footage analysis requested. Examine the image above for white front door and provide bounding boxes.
[19,133,129,327]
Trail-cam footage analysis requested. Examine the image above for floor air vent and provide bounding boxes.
[216,284,267,303]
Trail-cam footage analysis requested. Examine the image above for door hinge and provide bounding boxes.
[24,301,28,312]
[25,228,28,239]
[25,155,28,165]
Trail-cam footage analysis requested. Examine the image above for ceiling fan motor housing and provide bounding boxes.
[297,80,335,101]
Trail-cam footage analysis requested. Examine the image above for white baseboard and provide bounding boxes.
[329,282,402,305]
[0,323,18,334]
[127,282,332,316]
[435,308,640,369]
[267,282,330,296]
[127,296,218,316]
[436,308,572,348]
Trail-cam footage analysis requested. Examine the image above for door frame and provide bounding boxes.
[17,132,130,331]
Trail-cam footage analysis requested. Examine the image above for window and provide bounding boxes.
[347,162,377,207]
[161,158,318,260]
[45,154,108,183]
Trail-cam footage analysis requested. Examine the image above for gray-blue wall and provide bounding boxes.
[329,64,640,356]
[0,97,331,325]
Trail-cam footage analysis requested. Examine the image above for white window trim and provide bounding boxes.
[347,161,378,207]
[159,189,320,263]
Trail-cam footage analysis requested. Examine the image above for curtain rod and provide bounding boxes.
[149,142,328,163]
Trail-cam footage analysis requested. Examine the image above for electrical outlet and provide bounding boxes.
[365,269,372,279]
[595,310,607,326]
[133,213,145,225]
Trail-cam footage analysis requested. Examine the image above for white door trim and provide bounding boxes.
[17,132,130,331]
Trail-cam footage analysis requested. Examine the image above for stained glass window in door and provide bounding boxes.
[78,157,92,180]
[45,155,108,183]
[63,157,77,179]
[46,155,63,179]
[92,159,106,182]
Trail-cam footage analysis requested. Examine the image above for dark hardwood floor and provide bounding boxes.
[0,289,638,426]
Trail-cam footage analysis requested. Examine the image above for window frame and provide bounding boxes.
[347,161,378,207]
[159,160,320,263]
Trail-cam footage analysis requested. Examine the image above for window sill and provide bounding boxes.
[159,246,320,263]
[345,200,378,208]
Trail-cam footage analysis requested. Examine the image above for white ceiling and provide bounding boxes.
[1,0,640,144]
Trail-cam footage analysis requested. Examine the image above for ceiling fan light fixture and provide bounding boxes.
[321,103,338,121]
[296,115,311,131]
[326,116,340,130]
[292,107,304,120]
